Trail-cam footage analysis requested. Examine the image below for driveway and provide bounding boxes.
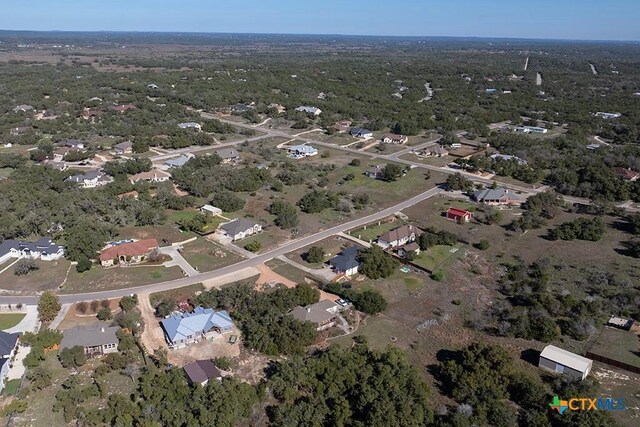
[3,305,40,334]
[159,246,199,276]
[138,292,168,354]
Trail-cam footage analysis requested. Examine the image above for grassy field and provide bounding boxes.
[588,328,640,369]
[0,259,71,292]
[265,259,320,285]
[1,378,20,396]
[168,209,226,233]
[61,264,185,294]
[116,223,195,245]
[411,244,464,272]
[179,238,243,272]
[349,219,406,242]
[0,313,26,330]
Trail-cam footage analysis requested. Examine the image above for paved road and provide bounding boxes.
[0,186,444,304]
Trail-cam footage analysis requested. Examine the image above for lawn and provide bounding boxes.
[349,219,406,243]
[588,327,640,370]
[61,264,185,294]
[265,259,320,285]
[0,313,26,330]
[168,209,226,234]
[285,235,357,268]
[1,378,20,396]
[412,244,464,273]
[179,238,243,272]
[116,223,195,245]
[0,259,71,292]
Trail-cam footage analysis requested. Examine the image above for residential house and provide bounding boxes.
[614,167,640,182]
[329,246,360,276]
[184,360,223,386]
[81,108,103,120]
[422,146,449,157]
[586,144,600,150]
[490,153,528,165]
[112,104,136,113]
[446,207,474,223]
[200,205,222,216]
[607,316,635,331]
[117,190,139,200]
[382,134,408,144]
[164,154,194,168]
[219,219,262,241]
[471,188,520,205]
[350,128,373,139]
[397,242,421,259]
[99,239,158,267]
[485,88,498,94]
[595,112,621,119]
[128,169,171,184]
[12,104,34,113]
[53,146,83,162]
[46,161,68,171]
[364,164,386,179]
[177,122,202,131]
[10,126,30,136]
[332,120,352,133]
[161,307,235,349]
[66,171,113,188]
[58,139,85,150]
[295,106,322,116]
[215,148,241,164]
[255,162,269,170]
[113,141,133,154]
[287,144,318,158]
[59,323,119,357]
[514,126,548,134]
[289,300,340,331]
[0,331,20,393]
[0,236,64,264]
[268,103,286,114]
[230,103,253,114]
[147,83,159,89]
[539,345,593,381]
[377,224,423,249]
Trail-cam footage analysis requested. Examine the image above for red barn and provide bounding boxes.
[447,207,474,223]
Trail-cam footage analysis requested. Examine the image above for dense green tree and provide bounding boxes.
[37,291,61,322]
[382,163,403,182]
[358,245,398,279]
[269,200,299,229]
[59,346,87,368]
[446,173,474,192]
[304,246,325,264]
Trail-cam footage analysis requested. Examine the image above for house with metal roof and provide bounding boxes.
[60,322,119,356]
[0,236,64,264]
[219,219,262,241]
[200,205,222,216]
[471,187,520,205]
[539,345,593,380]
[295,106,322,116]
[113,141,133,154]
[164,153,194,168]
[65,171,113,188]
[287,144,318,158]
[490,153,528,165]
[289,300,340,331]
[177,122,202,131]
[350,128,373,139]
[161,307,235,349]
[329,246,360,276]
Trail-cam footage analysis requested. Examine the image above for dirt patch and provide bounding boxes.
[233,349,273,385]
[167,328,241,367]
[58,299,122,330]
[138,292,168,354]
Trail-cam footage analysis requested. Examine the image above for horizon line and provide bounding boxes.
[0,28,638,44]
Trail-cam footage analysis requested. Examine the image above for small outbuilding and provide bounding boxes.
[446,207,474,223]
[539,345,593,381]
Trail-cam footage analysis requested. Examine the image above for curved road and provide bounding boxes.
[0,187,444,304]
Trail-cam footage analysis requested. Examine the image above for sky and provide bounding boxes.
[0,0,638,41]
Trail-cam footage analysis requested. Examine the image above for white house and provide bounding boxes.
[377,225,423,249]
[350,128,373,139]
[65,171,113,188]
[200,205,222,216]
[539,345,593,381]
[219,219,262,241]
[177,122,202,131]
[0,236,64,264]
[295,106,322,116]
[382,134,408,144]
[287,144,318,158]
[595,112,622,119]
[128,169,171,184]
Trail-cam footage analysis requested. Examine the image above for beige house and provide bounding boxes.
[60,323,119,356]
[290,300,340,331]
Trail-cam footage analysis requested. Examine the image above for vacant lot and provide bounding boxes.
[412,244,464,273]
[0,259,71,292]
[62,264,185,294]
[179,238,242,272]
[588,327,640,370]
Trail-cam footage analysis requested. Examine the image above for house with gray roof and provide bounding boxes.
[0,236,64,264]
[161,307,235,349]
[57,139,85,150]
[184,360,223,386]
[60,323,119,356]
[295,106,322,116]
[215,148,240,164]
[12,104,34,113]
[350,128,373,139]
[113,141,133,155]
[0,331,20,393]
[219,219,262,241]
[164,154,194,168]
[329,246,360,276]
[471,187,521,205]
[287,144,318,158]
[65,171,113,188]
[177,122,202,131]
[289,300,340,331]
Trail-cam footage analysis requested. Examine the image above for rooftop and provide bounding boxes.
[184,359,223,384]
[99,239,158,262]
[220,219,259,236]
[60,322,119,350]
[161,307,234,343]
[290,300,338,324]
[540,345,592,373]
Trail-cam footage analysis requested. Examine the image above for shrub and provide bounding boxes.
[14,259,39,276]
[431,270,445,281]
[97,307,113,321]
[244,241,262,253]
[76,257,92,273]
[475,239,490,250]
[349,159,361,166]
[304,246,325,264]
[75,301,88,314]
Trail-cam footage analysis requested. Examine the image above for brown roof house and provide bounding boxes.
[289,300,340,331]
[59,322,119,357]
[614,167,640,182]
[128,169,171,184]
[183,360,223,386]
[99,239,158,267]
[377,224,423,249]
